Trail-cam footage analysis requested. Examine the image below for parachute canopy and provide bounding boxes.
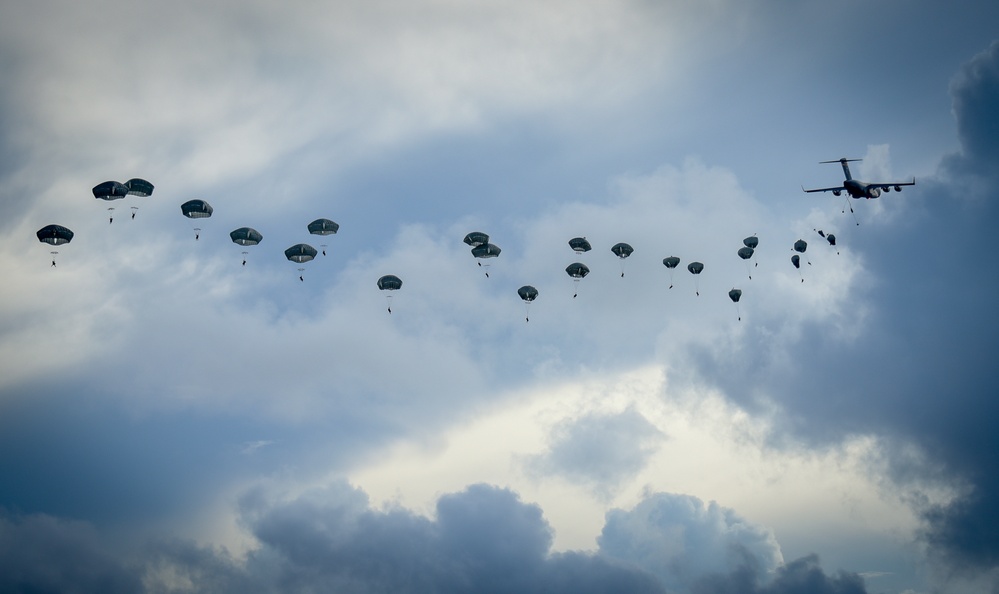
[181,199,213,219]
[93,181,129,201]
[463,232,489,247]
[471,243,501,259]
[377,275,403,291]
[793,239,807,253]
[662,256,680,269]
[308,218,339,235]
[230,227,263,246]
[687,261,704,274]
[825,233,837,246]
[285,243,318,263]
[791,254,800,269]
[565,262,590,279]
[124,178,154,197]
[743,235,759,249]
[611,243,634,259]
[568,237,591,253]
[518,285,539,302]
[737,247,754,260]
[36,224,74,245]
[729,288,742,303]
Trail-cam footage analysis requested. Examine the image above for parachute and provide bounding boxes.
[729,288,743,321]
[565,262,590,298]
[36,224,74,267]
[124,178,154,197]
[230,227,263,266]
[463,232,489,247]
[662,256,680,289]
[470,243,501,277]
[568,237,592,254]
[181,199,213,240]
[611,242,634,277]
[816,229,839,255]
[793,239,811,265]
[791,254,803,282]
[518,285,539,322]
[309,219,338,255]
[743,235,759,249]
[737,246,755,279]
[285,243,318,281]
[687,261,704,296]
[377,274,403,313]
[93,181,129,201]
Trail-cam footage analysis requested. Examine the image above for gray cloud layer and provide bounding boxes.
[1,484,868,594]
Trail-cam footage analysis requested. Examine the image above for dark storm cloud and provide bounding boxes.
[164,482,667,594]
[682,40,999,586]
[691,554,866,594]
[0,512,142,593]
[525,407,663,498]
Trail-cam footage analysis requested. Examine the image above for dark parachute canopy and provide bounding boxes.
[285,243,318,263]
[36,224,74,245]
[230,227,263,246]
[308,218,339,235]
[565,262,590,298]
[463,232,489,247]
[471,243,501,259]
[568,237,592,254]
[377,274,403,290]
[662,256,681,289]
[92,181,129,201]
[378,274,403,313]
[518,285,539,302]
[124,178,154,197]
[518,285,538,322]
[743,235,759,249]
[611,242,634,277]
[181,199,213,219]
[687,261,704,296]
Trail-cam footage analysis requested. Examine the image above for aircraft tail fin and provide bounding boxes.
[820,158,861,181]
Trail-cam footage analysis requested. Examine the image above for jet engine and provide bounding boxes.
[894,185,902,192]
[867,187,881,198]
[832,190,842,196]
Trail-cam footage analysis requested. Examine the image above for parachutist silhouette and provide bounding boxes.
[242,259,246,266]
[131,211,136,220]
[299,275,304,282]
[51,260,56,267]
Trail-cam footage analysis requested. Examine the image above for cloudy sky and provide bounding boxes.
[1,1,998,592]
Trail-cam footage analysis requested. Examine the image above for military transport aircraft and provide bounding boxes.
[802,158,914,199]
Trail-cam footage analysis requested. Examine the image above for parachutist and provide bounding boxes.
[131,212,136,220]
[299,275,304,282]
[322,250,326,256]
[109,217,113,224]
[195,233,199,241]
[242,260,246,266]
[388,307,392,314]
[51,260,56,267]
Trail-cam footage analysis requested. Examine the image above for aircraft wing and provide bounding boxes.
[870,178,916,191]
[801,185,846,194]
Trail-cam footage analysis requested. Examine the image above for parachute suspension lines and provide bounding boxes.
[108,207,115,224]
[840,196,860,226]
